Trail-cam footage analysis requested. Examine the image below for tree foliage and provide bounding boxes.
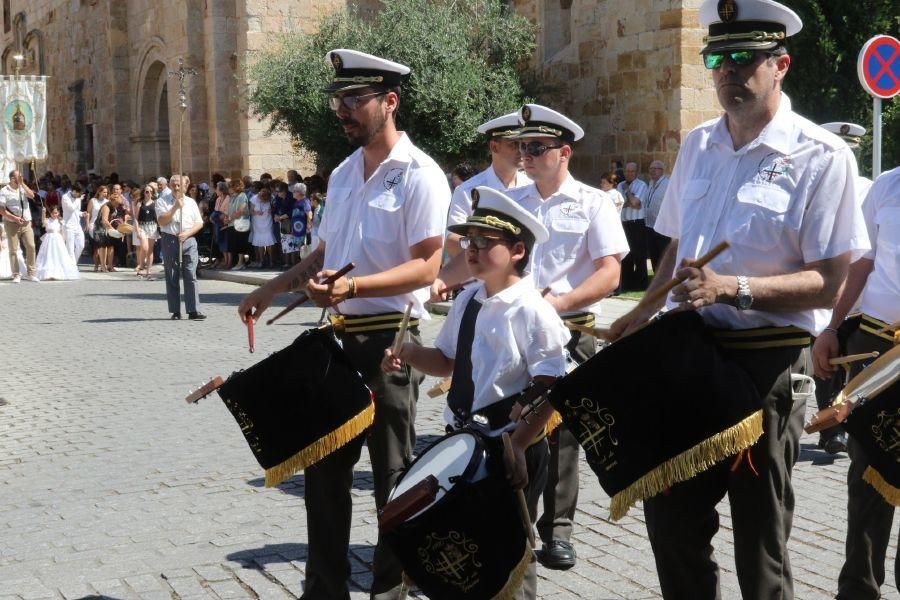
[783,2,900,176]
[247,0,535,172]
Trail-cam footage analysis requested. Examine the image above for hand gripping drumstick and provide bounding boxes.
[266,262,355,326]
[828,351,879,366]
[502,432,536,548]
[637,240,731,310]
[392,302,414,356]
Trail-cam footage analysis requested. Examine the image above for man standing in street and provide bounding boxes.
[239,49,449,600]
[0,170,39,282]
[611,1,867,597]
[61,182,86,265]
[156,174,205,320]
[643,160,670,273]
[617,162,648,290]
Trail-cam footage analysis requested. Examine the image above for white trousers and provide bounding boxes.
[64,225,85,263]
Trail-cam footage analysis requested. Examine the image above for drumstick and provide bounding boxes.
[266,262,355,326]
[427,376,453,398]
[828,351,879,366]
[876,320,900,334]
[392,302,414,356]
[245,312,255,353]
[565,321,613,340]
[501,432,536,548]
[185,376,224,403]
[638,240,730,309]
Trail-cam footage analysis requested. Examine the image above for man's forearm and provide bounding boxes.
[740,254,850,312]
[437,250,469,289]
[825,259,873,328]
[355,254,441,299]
[557,257,621,313]
[267,244,325,294]
[641,239,678,311]
[445,233,463,259]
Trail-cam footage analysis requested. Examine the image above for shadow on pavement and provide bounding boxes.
[227,542,310,567]
[798,442,847,465]
[83,317,173,323]
[248,470,376,494]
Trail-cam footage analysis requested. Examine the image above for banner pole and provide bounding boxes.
[872,96,882,179]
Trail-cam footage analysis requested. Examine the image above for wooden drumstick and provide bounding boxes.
[565,321,613,340]
[245,313,255,353]
[427,376,453,398]
[876,320,900,335]
[266,262,355,326]
[185,376,224,404]
[392,302,414,356]
[638,240,730,309]
[501,432,536,548]
[829,351,880,366]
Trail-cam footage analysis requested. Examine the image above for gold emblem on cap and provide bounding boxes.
[717,0,738,23]
[840,124,850,135]
[521,105,532,122]
[471,188,480,210]
[331,53,343,72]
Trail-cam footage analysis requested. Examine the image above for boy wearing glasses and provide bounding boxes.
[238,49,449,600]
[509,103,629,571]
[382,185,569,600]
[611,1,868,597]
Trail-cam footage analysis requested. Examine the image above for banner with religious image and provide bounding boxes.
[0,75,48,165]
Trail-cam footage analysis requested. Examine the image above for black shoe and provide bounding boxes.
[171,313,182,320]
[824,432,848,455]
[537,540,576,570]
[188,312,207,321]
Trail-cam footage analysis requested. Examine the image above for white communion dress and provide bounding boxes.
[35,218,80,280]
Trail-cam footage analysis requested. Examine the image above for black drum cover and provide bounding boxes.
[844,380,900,506]
[549,311,763,520]
[217,327,374,487]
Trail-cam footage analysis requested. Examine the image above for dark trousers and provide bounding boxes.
[621,219,648,291]
[160,233,200,314]
[812,319,857,442]
[517,437,550,600]
[301,328,424,600]
[646,227,670,274]
[644,345,810,600]
[537,330,595,544]
[837,328,898,600]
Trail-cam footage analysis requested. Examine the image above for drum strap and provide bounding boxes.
[860,313,898,344]
[447,294,482,422]
[563,312,595,328]
[329,312,420,335]
[711,325,811,350]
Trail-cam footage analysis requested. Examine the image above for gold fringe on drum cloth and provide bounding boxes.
[400,542,531,600]
[545,410,563,436]
[264,401,376,487]
[608,409,764,521]
[863,466,900,507]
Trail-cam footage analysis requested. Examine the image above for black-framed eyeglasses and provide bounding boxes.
[518,141,564,157]
[459,235,512,250]
[328,91,386,112]
[703,50,768,70]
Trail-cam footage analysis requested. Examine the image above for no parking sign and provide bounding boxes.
[857,35,900,177]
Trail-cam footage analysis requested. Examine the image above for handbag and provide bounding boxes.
[234,217,250,233]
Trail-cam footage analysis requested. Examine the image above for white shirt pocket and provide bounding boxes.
[364,190,405,243]
[731,184,791,251]
[550,218,589,259]
[680,179,710,238]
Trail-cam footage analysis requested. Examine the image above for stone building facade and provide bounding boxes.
[0,0,718,183]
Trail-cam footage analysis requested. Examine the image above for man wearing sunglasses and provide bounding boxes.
[238,49,450,600]
[610,1,869,598]
[508,103,629,572]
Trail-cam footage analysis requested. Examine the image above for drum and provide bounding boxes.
[381,430,529,600]
[548,310,763,520]
[215,326,374,487]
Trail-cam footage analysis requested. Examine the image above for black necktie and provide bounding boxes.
[446,294,482,422]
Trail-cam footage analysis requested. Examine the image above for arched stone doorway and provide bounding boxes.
[137,60,171,179]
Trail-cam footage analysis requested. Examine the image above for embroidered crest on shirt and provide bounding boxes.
[384,168,404,190]
[756,153,793,184]
[559,201,579,217]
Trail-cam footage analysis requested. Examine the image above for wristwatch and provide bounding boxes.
[735,276,753,311]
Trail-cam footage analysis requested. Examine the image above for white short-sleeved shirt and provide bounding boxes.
[434,276,570,434]
[319,133,451,318]
[446,165,531,228]
[644,176,670,229]
[654,95,870,335]
[61,192,84,228]
[155,195,203,235]
[0,185,31,223]
[858,167,900,325]
[511,176,630,316]
[618,178,649,221]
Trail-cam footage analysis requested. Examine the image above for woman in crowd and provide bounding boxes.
[211,181,231,270]
[227,178,250,271]
[249,186,276,268]
[35,205,80,281]
[135,184,159,280]
[600,172,625,214]
[309,192,324,252]
[97,193,128,272]
[289,183,312,259]
[89,185,109,271]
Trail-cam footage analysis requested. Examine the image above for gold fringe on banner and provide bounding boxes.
[545,410,563,436]
[863,466,900,507]
[494,542,531,600]
[264,401,375,487]
[608,410,764,521]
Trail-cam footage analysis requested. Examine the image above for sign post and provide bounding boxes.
[857,35,900,178]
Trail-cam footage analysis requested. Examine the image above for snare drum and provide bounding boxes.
[381,429,529,600]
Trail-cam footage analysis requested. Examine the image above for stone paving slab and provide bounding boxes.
[0,269,897,599]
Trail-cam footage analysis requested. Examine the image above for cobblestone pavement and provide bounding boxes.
[0,270,897,599]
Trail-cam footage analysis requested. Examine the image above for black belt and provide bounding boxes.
[563,312,595,328]
[859,313,898,344]
[328,312,420,335]
[711,325,812,350]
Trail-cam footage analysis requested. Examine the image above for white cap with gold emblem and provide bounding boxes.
[512,104,584,143]
[447,186,549,246]
[821,122,866,147]
[476,112,522,138]
[322,49,410,93]
[699,0,802,54]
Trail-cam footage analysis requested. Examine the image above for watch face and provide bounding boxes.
[737,294,753,310]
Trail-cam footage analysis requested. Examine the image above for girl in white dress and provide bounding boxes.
[35,205,80,280]
[249,187,275,267]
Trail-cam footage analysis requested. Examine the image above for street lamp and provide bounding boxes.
[12,53,23,78]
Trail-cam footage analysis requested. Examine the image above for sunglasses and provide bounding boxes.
[459,235,512,250]
[518,141,565,157]
[703,50,768,70]
[328,91,386,111]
